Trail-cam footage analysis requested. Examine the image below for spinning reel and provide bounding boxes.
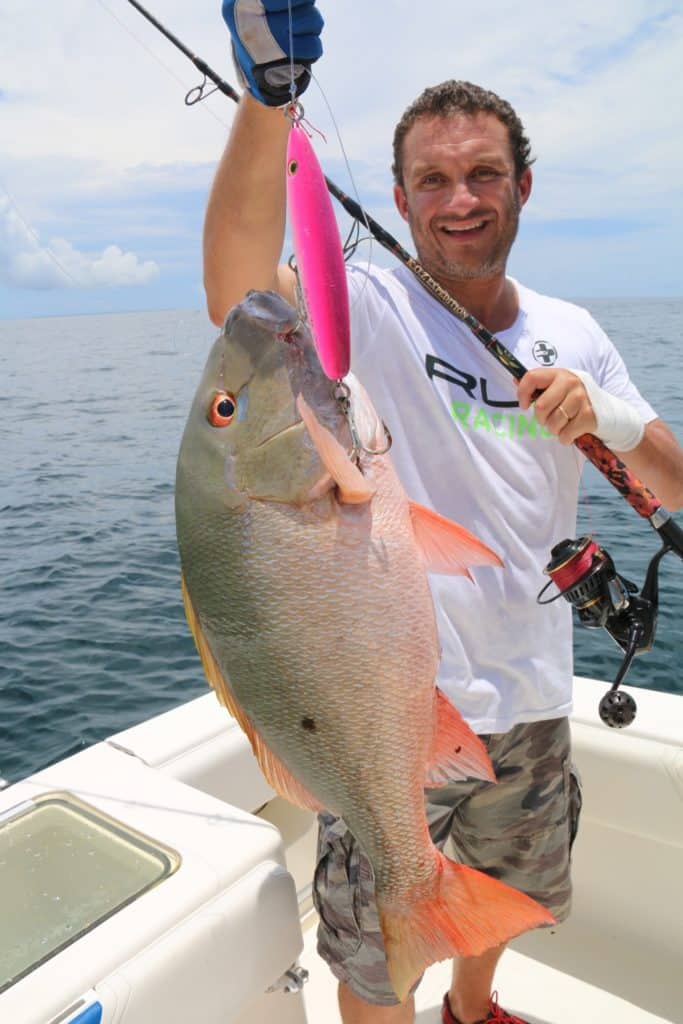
[538,534,675,728]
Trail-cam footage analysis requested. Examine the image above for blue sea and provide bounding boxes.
[1,300,682,783]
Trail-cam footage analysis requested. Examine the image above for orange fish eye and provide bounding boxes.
[208,391,237,427]
[288,159,298,175]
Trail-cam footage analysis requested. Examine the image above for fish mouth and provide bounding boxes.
[254,418,304,449]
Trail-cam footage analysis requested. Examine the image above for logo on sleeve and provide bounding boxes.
[532,341,558,365]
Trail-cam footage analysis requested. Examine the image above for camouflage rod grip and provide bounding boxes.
[574,436,660,518]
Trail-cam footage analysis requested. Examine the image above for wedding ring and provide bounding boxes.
[558,404,571,422]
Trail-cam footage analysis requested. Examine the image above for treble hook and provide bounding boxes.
[333,381,392,461]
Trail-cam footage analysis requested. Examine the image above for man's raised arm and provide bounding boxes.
[203,0,324,326]
[204,96,293,325]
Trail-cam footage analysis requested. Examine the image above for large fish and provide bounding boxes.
[175,291,555,1001]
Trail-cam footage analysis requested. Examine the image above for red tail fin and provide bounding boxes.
[379,852,555,1002]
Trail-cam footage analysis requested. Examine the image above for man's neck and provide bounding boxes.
[431,272,519,334]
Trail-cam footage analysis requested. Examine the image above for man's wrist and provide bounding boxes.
[573,369,645,452]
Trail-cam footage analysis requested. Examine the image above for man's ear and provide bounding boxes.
[393,183,409,222]
[518,167,533,208]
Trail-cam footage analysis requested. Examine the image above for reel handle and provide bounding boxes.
[599,689,637,728]
[598,625,641,728]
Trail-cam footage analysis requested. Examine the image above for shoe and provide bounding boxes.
[442,990,530,1024]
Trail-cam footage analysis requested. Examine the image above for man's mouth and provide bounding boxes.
[440,218,489,237]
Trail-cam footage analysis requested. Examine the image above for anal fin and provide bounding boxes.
[426,689,495,785]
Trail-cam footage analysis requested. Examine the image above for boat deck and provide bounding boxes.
[259,786,680,1024]
[2,679,678,1024]
[299,921,673,1024]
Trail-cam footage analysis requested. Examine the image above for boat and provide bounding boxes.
[1,674,681,1024]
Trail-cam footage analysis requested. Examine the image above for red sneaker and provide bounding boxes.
[442,990,530,1024]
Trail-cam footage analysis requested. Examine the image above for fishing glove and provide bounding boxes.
[222,0,324,106]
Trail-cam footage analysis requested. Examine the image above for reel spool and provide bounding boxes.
[538,536,664,728]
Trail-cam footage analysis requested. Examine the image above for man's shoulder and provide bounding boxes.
[346,261,416,331]
[514,279,597,328]
[347,260,406,293]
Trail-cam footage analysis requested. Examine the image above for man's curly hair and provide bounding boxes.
[392,80,534,187]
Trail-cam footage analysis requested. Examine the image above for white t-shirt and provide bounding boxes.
[347,263,657,733]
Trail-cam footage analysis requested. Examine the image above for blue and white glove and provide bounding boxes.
[222,0,324,106]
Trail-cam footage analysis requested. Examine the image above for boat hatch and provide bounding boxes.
[0,790,180,992]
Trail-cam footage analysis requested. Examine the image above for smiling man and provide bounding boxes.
[203,5,683,1024]
[391,100,531,325]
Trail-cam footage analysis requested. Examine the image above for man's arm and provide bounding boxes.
[203,93,297,326]
[610,419,683,512]
[517,367,683,511]
[203,0,324,325]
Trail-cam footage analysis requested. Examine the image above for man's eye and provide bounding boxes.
[471,168,498,181]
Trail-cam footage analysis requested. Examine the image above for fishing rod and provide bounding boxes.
[123,0,683,726]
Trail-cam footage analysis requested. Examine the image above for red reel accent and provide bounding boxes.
[547,538,601,592]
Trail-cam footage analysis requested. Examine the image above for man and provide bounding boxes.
[204,4,683,1022]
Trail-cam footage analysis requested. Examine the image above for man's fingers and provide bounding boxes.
[517,368,597,440]
[516,368,557,410]
[528,378,570,426]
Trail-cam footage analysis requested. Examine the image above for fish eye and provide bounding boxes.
[288,160,298,175]
[208,391,237,427]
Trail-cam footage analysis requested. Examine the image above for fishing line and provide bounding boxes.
[94,0,231,130]
[309,71,374,313]
[0,181,81,289]
[287,0,297,106]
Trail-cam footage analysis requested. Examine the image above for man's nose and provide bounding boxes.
[442,180,479,215]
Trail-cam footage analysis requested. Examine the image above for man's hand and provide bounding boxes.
[222,0,324,106]
[517,368,598,445]
[518,367,647,452]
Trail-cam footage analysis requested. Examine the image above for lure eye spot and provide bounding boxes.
[288,160,298,175]
[208,391,237,427]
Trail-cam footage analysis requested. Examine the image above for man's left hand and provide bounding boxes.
[517,368,597,445]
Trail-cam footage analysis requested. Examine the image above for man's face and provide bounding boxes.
[394,112,532,286]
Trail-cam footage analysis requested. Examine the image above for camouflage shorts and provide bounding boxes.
[312,716,582,1006]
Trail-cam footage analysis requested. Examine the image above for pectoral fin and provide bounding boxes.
[408,501,503,578]
[181,574,323,812]
[297,393,376,504]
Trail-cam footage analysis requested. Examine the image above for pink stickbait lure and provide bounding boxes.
[286,120,351,380]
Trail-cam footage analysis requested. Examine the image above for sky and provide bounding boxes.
[1,0,682,320]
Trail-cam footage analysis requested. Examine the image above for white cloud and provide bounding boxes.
[0,197,159,289]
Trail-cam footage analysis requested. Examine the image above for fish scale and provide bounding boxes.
[200,493,435,838]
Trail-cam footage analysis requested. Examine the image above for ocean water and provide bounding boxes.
[1,300,682,783]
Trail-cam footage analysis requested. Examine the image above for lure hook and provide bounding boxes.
[333,381,392,460]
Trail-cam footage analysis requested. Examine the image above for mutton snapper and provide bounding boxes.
[175,290,555,1001]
